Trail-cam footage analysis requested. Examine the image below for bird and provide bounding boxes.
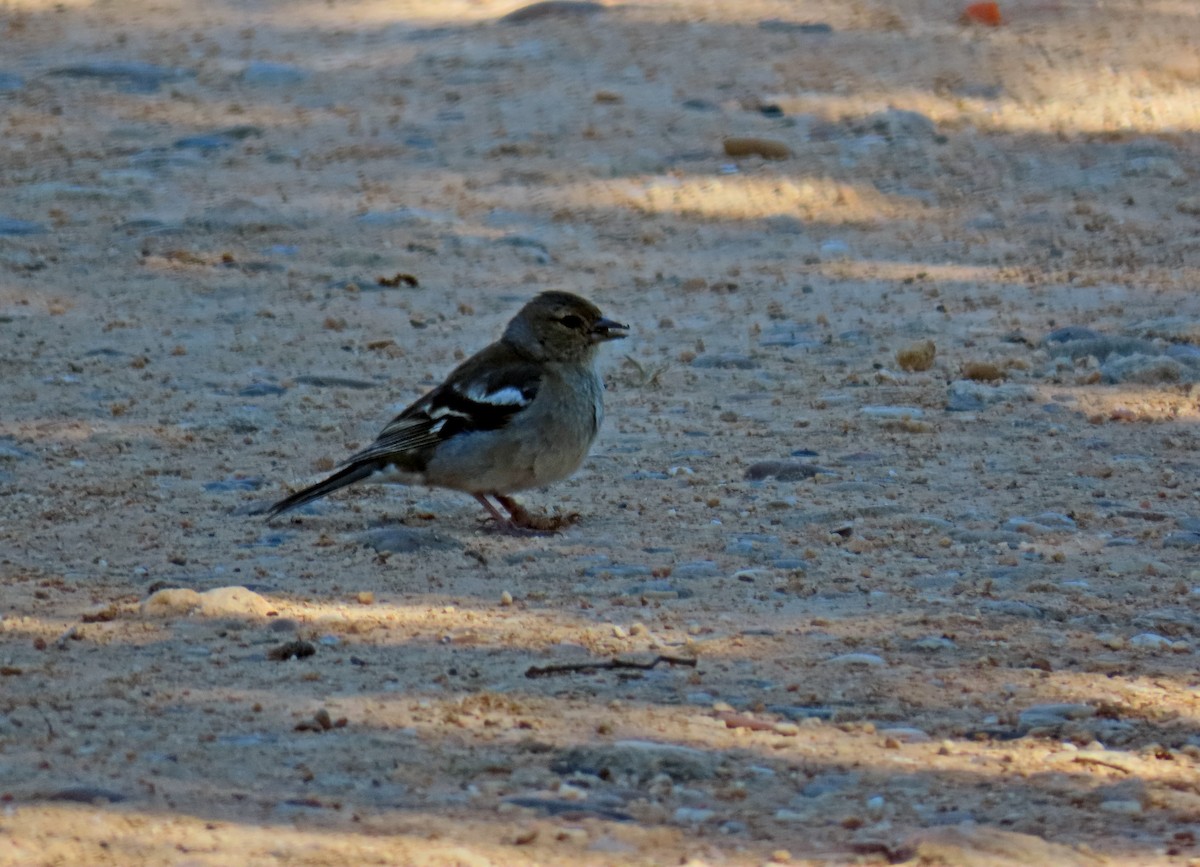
[263,290,628,532]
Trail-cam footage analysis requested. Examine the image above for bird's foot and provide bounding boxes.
[490,494,580,535]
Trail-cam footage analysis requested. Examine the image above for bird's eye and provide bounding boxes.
[559,314,585,330]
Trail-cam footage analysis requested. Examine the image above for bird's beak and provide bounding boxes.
[591,316,629,342]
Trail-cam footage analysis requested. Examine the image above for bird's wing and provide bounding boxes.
[343,343,542,468]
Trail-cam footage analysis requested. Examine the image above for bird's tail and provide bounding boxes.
[261,461,377,519]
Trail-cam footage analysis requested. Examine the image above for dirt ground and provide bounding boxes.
[2,0,1200,864]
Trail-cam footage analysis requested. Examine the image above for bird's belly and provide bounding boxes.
[422,371,603,494]
[423,425,593,494]
[367,465,427,487]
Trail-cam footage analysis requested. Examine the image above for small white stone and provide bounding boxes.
[673,807,715,824]
[774,808,807,822]
[878,727,930,743]
[1129,632,1171,651]
[827,652,886,667]
[556,783,587,801]
[1099,799,1143,815]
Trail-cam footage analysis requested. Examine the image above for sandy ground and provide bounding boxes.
[2,0,1200,864]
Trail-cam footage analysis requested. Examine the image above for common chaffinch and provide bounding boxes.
[264,291,628,531]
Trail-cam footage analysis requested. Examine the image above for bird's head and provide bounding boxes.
[505,290,628,363]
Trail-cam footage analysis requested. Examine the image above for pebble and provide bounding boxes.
[626,470,670,480]
[818,239,850,259]
[913,636,956,651]
[1018,703,1095,728]
[878,727,930,743]
[730,568,771,584]
[1044,326,1102,344]
[0,217,46,236]
[355,207,456,227]
[691,353,760,369]
[861,405,925,419]
[1134,316,1200,345]
[500,0,606,23]
[216,733,272,747]
[46,785,128,804]
[760,325,820,349]
[239,61,309,86]
[185,200,306,232]
[173,134,234,154]
[1003,513,1075,535]
[361,527,462,554]
[826,652,886,667]
[797,772,857,798]
[723,137,792,160]
[744,461,822,481]
[1045,335,1157,362]
[503,797,632,822]
[726,533,782,556]
[1128,632,1171,651]
[18,181,148,204]
[1167,344,1200,362]
[620,580,692,599]
[553,741,716,784]
[1101,354,1189,384]
[673,806,715,824]
[175,125,262,152]
[978,599,1043,618]
[911,825,1105,866]
[49,60,194,92]
[203,476,263,493]
[495,234,551,264]
[244,534,291,557]
[292,374,379,390]
[774,808,808,822]
[0,438,32,460]
[672,560,720,579]
[585,563,651,578]
[1098,799,1143,815]
[769,705,834,721]
[1164,532,1200,548]
[1123,156,1184,180]
[864,107,937,141]
[946,380,1037,412]
[757,19,833,34]
[238,382,288,397]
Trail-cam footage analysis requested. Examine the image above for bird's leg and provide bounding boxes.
[494,494,580,533]
[474,494,510,526]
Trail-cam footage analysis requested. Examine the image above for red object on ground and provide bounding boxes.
[963,2,1003,25]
